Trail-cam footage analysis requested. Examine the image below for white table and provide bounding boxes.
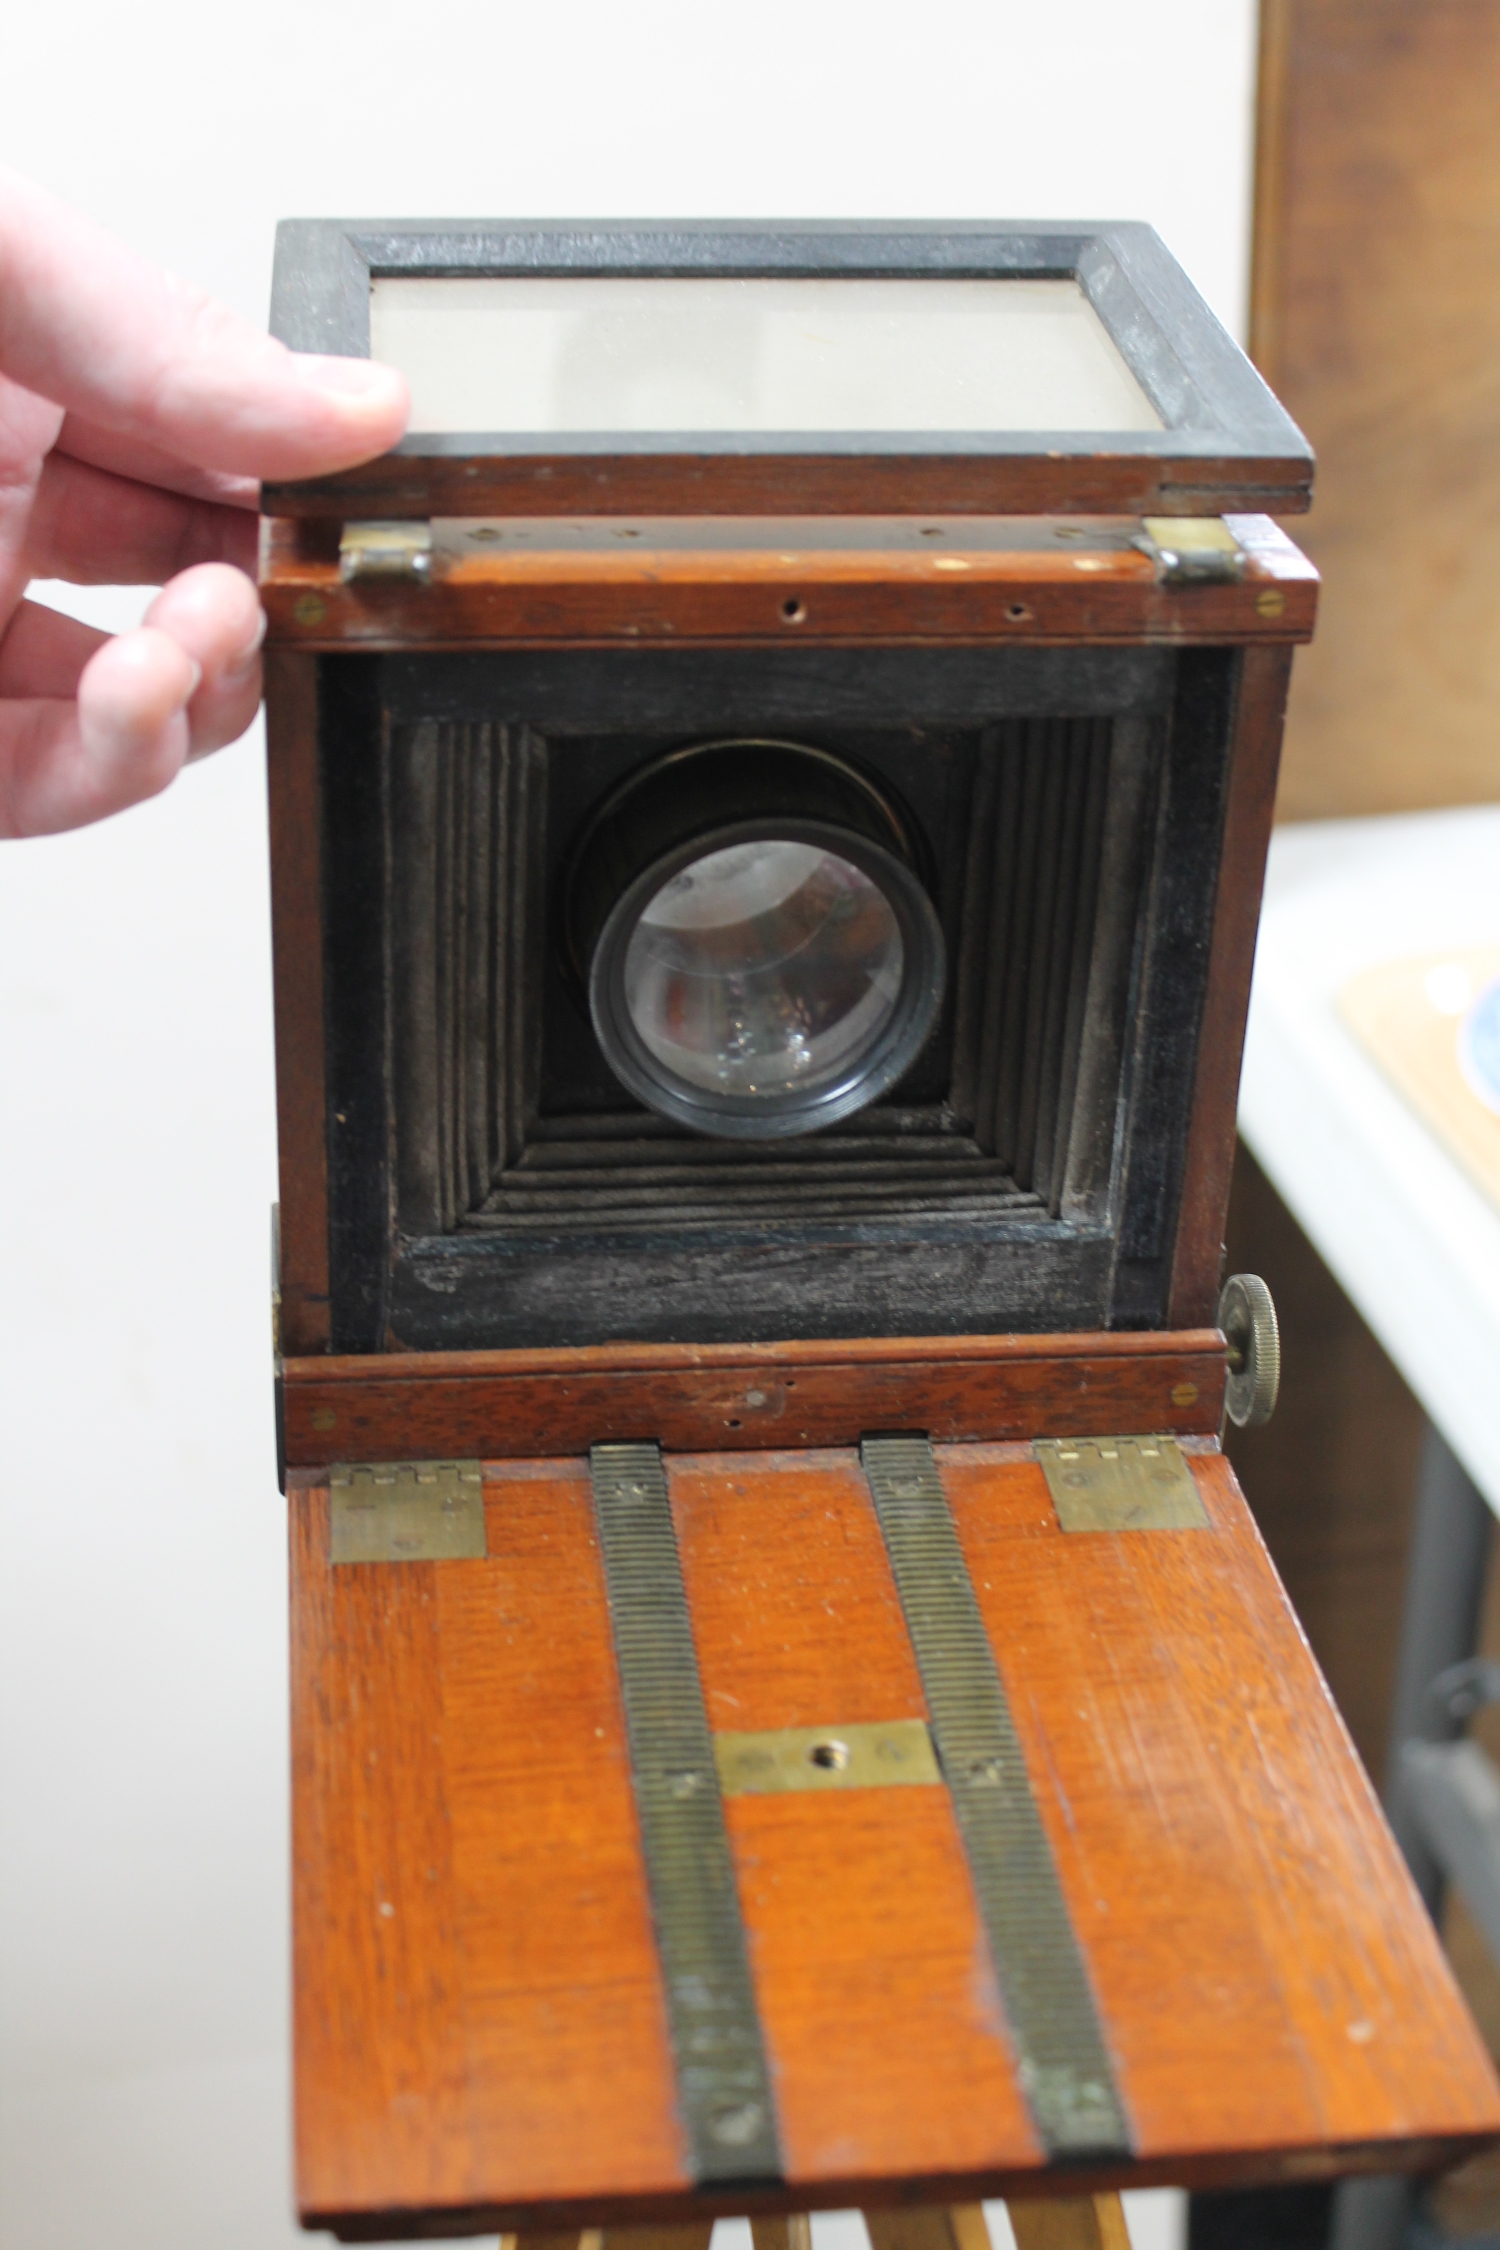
[1239,805,1500,1516]
[1239,806,1500,2250]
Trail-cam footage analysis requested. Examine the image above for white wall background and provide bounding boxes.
[0,6,1257,2245]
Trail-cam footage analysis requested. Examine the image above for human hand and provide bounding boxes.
[0,168,408,837]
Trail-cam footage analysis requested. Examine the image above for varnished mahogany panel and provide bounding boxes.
[291,1441,1500,2238]
[292,1464,688,2230]
[942,1446,1500,2161]
[671,1451,1042,2182]
[261,513,1315,652]
[280,1329,1228,1468]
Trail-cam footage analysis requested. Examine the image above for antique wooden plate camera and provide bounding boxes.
[261,223,1500,2241]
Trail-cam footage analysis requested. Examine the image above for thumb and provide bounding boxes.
[0,167,408,479]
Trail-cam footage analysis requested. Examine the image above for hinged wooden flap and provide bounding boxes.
[263,222,1314,524]
[289,1437,1500,2238]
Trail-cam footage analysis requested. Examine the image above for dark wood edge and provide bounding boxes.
[280,1328,1228,1464]
[1167,645,1294,1325]
[264,452,1311,522]
[289,1325,1222,1380]
[309,2132,1500,2239]
[264,218,1311,517]
[265,649,331,1352]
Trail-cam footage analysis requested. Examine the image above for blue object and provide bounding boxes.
[1460,976,1500,1116]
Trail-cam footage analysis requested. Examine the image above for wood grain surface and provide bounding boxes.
[291,1443,1500,2238]
[261,513,1314,652]
[670,1452,1041,2185]
[945,1447,1499,2161]
[292,1462,688,2227]
[1253,0,1500,816]
[1007,2199,1130,2250]
[864,2210,991,2250]
[279,1328,1227,1468]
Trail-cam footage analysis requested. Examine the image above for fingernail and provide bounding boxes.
[225,608,269,682]
[296,353,404,399]
[182,659,204,701]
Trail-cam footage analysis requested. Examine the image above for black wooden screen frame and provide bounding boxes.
[265,219,1311,519]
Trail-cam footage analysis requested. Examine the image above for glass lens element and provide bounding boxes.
[622,840,905,1100]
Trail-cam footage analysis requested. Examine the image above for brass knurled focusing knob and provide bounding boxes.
[1217,1273,1281,1430]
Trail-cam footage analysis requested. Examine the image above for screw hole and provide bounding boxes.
[727,1418,742,1429]
[809,1738,850,1770]
[919,526,944,538]
[781,597,806,624]
[1006,602,1031,622]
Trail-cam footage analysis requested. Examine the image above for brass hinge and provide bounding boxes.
[1033,1434,1208,1531]
[1137,515,1247,587]
[329,1459,486,1562]
[338,519,433,584]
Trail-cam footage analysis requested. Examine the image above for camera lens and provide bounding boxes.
[622,838,904,1099]
[564,740,945,1139]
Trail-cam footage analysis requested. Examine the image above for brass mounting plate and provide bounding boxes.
[715,1718,940,1797]
[330,1459,486,1563]
[1033,1435,1208,1532]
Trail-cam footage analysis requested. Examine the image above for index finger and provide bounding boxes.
[0,167,409,481]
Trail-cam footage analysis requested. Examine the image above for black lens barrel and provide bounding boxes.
[562,738,946,1140]
[562,738,928,989]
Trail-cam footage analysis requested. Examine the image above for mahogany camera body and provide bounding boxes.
[262,222,1500,2241]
